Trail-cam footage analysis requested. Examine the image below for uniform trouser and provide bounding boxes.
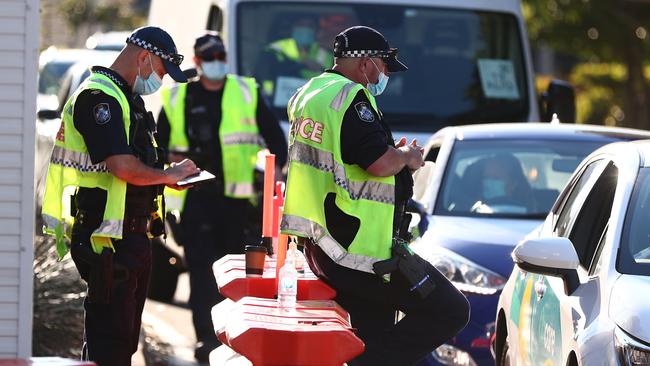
[180,188,250,344]
[70,224,151,366]
[304,242,471,366]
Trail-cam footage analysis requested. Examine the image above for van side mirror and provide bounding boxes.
[512,237,580,294]
[542,79,576,123]
[37,109,59,121]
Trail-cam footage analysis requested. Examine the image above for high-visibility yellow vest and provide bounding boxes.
[42,73,132,258]
[262,39,333,95]
[280,72,395,273]
[160,75,263,211]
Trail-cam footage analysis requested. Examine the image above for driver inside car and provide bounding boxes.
[464,154,533,214]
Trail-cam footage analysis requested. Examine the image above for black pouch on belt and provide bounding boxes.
[75,246,113,304]
[373,238,437,299]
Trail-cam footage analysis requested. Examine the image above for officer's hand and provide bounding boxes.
[168,152,187,164]
[398,140,424,172]
[163,159,200,186]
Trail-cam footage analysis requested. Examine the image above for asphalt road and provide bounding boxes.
[141,273,204,366]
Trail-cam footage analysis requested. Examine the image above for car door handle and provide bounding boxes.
[535,278,546,299]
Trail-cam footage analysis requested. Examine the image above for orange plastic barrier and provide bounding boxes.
[213,297,364,366]
[0,358,95,366]
[213,254,336,301]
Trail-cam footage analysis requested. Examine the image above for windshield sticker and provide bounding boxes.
[477,59,520,100]
[273,76,308,108]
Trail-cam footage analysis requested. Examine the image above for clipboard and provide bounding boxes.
[176,170,216,187]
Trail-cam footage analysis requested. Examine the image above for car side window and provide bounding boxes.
[568,162,617,269]
[589,224,608,276]
[554,160,606,237]
[424,141,442,162]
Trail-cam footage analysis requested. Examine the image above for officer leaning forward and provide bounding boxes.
[41,26,199,366]
[156,31,287,362]
[281,26,470,365]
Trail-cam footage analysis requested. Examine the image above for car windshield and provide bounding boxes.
[38,61,75,96]
[435,139,610,219]
[619,168,650,276]
[237,2,529,130]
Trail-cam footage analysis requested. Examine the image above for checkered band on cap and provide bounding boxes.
[339,50,394,58]
[126,36,184,65]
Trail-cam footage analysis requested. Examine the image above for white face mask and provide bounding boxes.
[200,60,228,80]
[363,58,389,96]
[133,54,163,95]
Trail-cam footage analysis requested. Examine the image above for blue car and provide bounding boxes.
[410,123,650,366]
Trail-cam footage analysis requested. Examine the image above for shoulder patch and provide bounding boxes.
[354,102,375,123]
[93,103,111,125]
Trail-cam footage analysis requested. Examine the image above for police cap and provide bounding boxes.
[126,26,188,82]
[333,26,407,72]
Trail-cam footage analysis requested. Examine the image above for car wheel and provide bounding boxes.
[148,237,181,302]
[498,337,511,366]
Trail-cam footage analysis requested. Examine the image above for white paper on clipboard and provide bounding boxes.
[176,170,216,186]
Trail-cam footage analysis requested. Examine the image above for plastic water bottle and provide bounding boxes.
[278,242,298,310]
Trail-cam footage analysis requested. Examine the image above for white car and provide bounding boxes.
[495,140,650,366]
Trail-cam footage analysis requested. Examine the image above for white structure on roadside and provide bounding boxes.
[0,0,38,358]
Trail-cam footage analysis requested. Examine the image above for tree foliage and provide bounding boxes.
[58,0,147,33]
[523,0,650,128]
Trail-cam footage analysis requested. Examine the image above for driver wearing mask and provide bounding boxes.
[474,154,533,213]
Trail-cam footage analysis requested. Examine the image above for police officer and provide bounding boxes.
[281,26,470,365]
[257,16,333,97]
[41,26,198,366]
[156,31,288,362]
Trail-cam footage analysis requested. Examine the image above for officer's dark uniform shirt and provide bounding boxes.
[310,70,413,276]
[73,66,159,217]
[156,78,288,185]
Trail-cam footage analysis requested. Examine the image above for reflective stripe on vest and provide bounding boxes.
[281,72,395,273]
[41,72,131,258]
[288,141,394,204]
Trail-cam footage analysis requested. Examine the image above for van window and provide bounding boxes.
[237,2,530,130]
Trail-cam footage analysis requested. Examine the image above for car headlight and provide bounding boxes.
[419,246,506,295]
[616,326,650,366]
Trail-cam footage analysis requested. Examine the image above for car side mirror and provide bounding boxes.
[513,237,580,294]
[541,79,576,123]
[37,109,59,121]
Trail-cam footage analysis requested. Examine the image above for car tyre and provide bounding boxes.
[498,337,511,366]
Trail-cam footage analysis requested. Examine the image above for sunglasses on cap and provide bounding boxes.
[166,53,184,66]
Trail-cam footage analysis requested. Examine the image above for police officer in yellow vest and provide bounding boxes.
[281,26,470,365]
[41,26,199,366]
[156,31,287,362]
[258,16,334,96]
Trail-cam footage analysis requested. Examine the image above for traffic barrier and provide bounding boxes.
[212,254,336,301]
[209,154,364,365]
[212,297,364,366]
[0,358,95,366]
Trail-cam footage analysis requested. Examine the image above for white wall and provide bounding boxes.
[0,0,38,358]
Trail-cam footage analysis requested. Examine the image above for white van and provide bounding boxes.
[149,0,566,142]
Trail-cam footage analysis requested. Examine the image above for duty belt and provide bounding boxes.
[75,210,151,234]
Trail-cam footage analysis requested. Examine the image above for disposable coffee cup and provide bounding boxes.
[245,245,267,277]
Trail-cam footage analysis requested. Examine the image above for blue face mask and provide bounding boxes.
[133,54,163,95]
[201,60,228,80]
[483,178,506,199]
[364,58,389,96]
[292,26,315,48]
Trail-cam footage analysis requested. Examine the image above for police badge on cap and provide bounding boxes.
[93,103,111,125]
